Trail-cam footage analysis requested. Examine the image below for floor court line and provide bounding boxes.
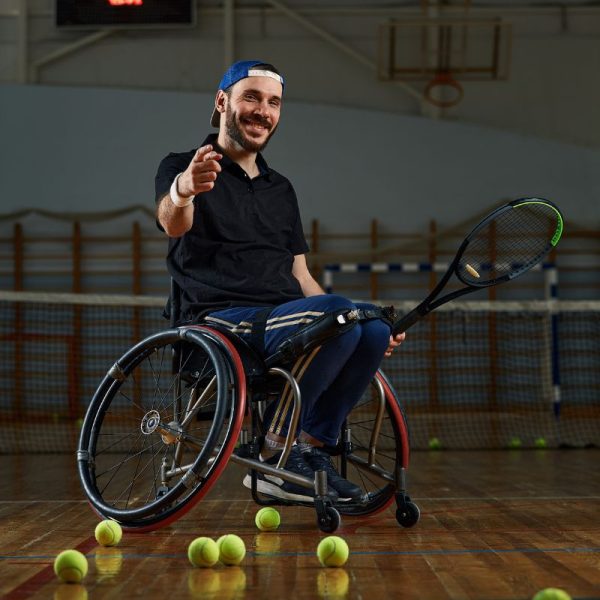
[1,495,599,504]
[2,546,599,562]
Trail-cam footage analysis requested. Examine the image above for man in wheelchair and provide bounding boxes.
[154,60,405,504]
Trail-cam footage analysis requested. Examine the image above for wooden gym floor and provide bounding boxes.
[0,449,599,600]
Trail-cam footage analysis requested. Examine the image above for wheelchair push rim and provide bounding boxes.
[77,327,245,529]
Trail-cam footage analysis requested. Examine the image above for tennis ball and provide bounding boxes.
[532,588,572,600]
[508,437,522,449]
[428,437,442,450]
[316,536,349,567]
[255,507,281,532]
[188,537,219,568]
[94,519,122,547]
[54,549,88,583]
[535,437,548,449]
[217,534,246,566]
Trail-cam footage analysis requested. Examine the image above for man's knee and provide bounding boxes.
[309,294,355,313]
[360,318,392,352]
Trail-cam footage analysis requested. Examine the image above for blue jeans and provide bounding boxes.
[205,294,391,445]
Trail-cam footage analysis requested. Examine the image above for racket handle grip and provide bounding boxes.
[391,305,427,335]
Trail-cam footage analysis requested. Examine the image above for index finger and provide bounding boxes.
[192,144,213,162]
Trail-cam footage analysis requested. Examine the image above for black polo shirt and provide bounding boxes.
[155,134,309,321]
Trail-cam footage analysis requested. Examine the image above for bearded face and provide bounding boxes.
[224,102,278,153]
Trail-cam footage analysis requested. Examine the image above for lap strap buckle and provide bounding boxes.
[336,309,359,324]
[351,306,397,327]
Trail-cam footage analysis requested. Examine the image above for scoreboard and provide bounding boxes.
[56,0,194,28]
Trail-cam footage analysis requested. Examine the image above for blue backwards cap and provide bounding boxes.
[211,60,284,127]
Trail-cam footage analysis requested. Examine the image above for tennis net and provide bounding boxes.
[0,291,598,452]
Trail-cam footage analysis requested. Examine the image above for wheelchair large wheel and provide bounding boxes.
[333,369,410,517]
[78,326,245,531]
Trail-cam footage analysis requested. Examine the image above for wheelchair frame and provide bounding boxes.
[77,284,420,533]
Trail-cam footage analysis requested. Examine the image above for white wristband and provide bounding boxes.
[170,173,194,207]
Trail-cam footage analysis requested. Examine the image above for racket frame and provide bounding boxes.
[391,197,563,335]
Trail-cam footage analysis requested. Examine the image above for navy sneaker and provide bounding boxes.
[302,446,364,501]
[243,445,339,503]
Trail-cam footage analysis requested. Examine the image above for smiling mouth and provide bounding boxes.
[241,118,271,132]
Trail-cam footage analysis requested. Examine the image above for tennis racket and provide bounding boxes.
[391,197,564,335]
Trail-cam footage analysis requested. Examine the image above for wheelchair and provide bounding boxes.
[77,283,420,533]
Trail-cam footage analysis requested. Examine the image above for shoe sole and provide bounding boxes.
[242,474,354,503]
[243,474,315,503]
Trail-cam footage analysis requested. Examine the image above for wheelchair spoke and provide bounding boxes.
[145,353,167,408]
[121,436,148,508]
[100,440,167,508]
[181,377,217,427]
[95,435,163,482]
[111,442,167,509]
[176,429,209,451]
[96,445,148,501]
[150,369,185,416]
[95,430,142,456]
[348,459,385,491]
[115,387,150,416]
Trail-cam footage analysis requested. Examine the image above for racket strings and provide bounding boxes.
[459,204,559,284]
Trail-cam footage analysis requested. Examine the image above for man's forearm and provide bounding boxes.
[299,274,325,297]
[157,195,194,238]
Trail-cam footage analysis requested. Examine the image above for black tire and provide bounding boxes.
[78,328,240,530]
[333,369,409,517]
[396,501,420,528]
[317,506,341,533]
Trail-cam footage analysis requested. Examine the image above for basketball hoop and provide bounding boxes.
[423,71,464,108]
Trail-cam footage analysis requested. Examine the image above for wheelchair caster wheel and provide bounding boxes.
[317,506,341,533]
[396,501,420,528]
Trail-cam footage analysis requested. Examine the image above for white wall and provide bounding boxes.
[0,2,599,147]
[1,83,598,231]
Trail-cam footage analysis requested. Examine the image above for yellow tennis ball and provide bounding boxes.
[316,536,349,567]
[188,537,219,568]
[217,534,246,566]
[94,520,122,547]
[255,507,281,532]
[54,549,88,583]
[535,437,548,449]
[532,588,572,600]
[428,437,442,450]
[508,437,522,449]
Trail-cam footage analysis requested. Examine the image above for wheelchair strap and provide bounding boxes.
[351,305,396,327]
[265,304,396,367]
[249,307,274,355]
